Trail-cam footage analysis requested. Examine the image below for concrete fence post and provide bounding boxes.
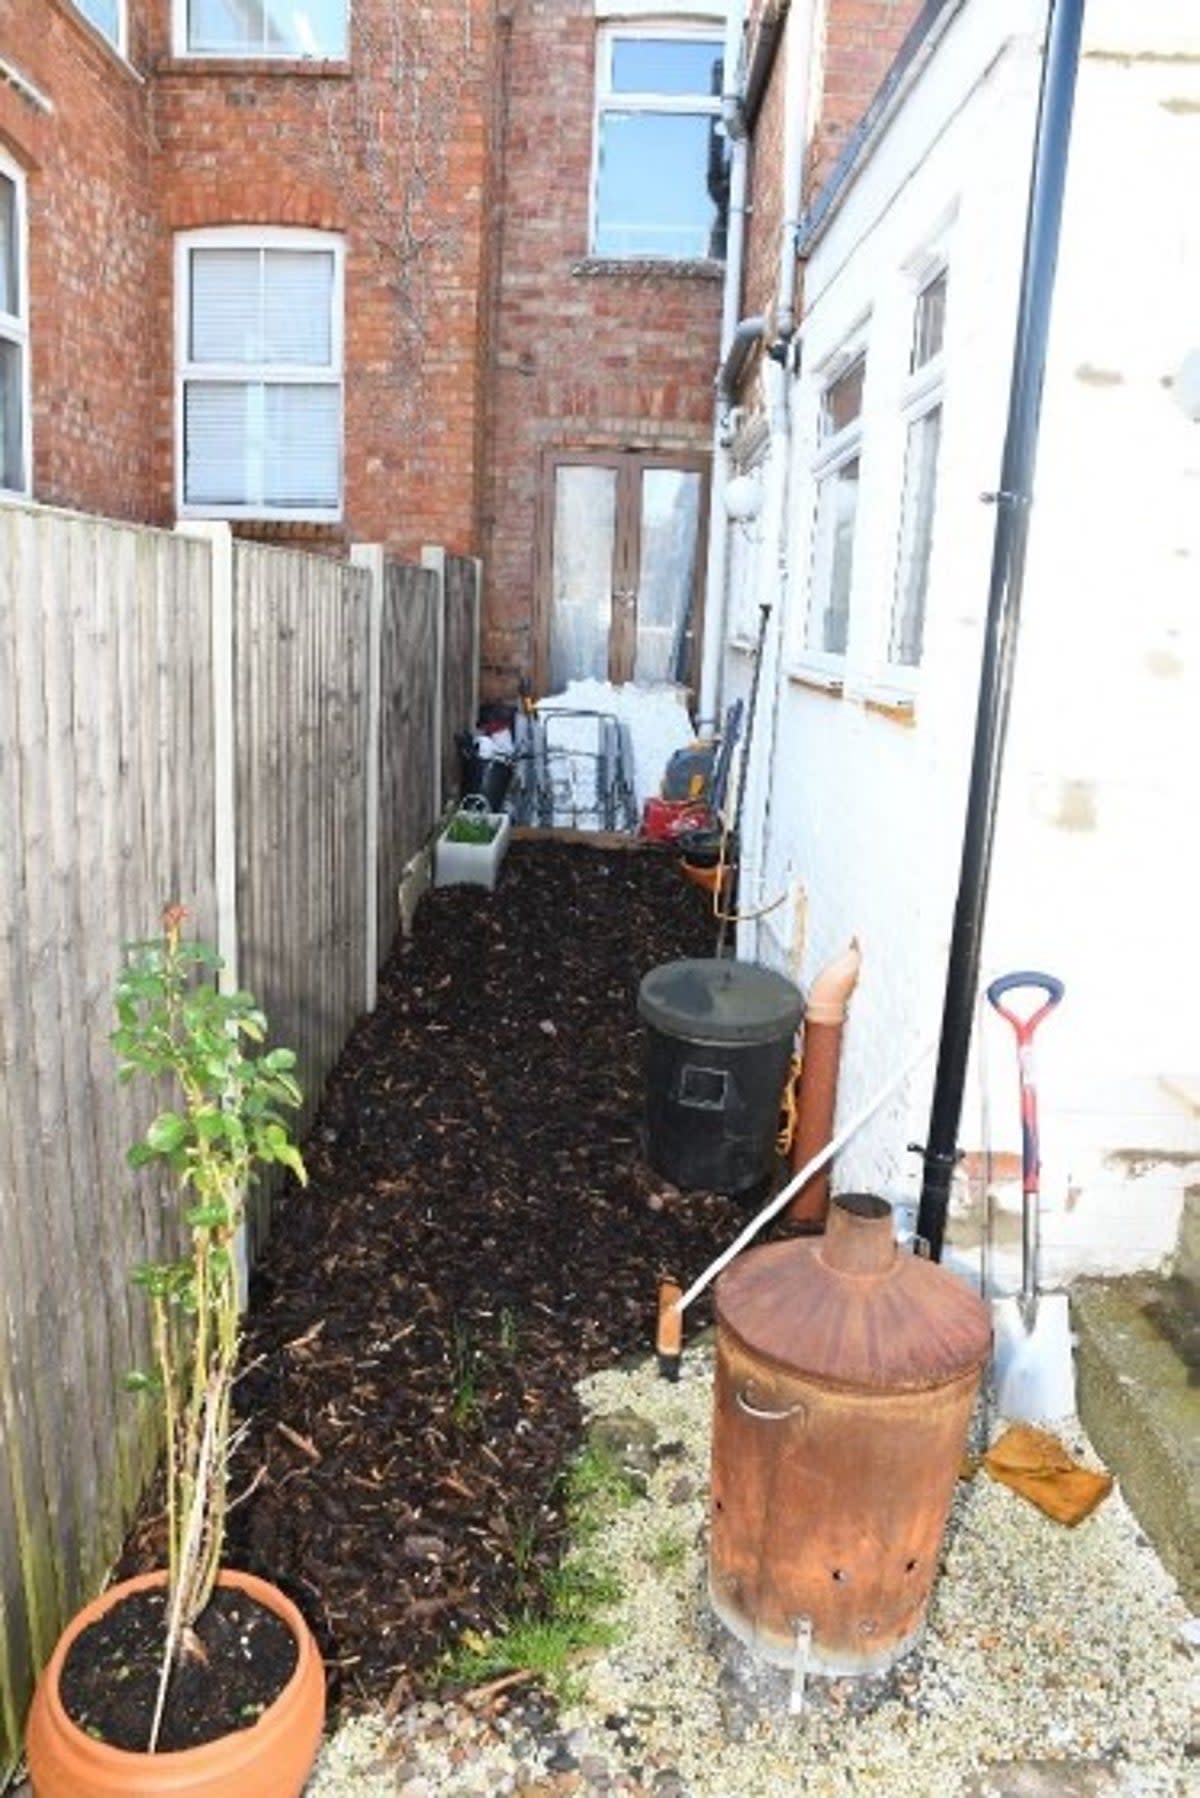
[351,543,386,1013]
[176,520,238,995]
[421,544,448,822]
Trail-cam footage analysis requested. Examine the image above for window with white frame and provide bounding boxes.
[889,267,946,668]
[0,160,30,498]
[804,351,866,660]
[592,24,728,260]
[178,0,348,58]
[73,0,125,52]
[176,229,344,519]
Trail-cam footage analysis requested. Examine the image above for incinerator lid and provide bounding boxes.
[716,1194,992,1391]
[637,959,804,1047]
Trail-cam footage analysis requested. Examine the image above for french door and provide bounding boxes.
[539,451,708,693]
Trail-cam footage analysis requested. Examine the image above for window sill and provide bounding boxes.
[860,691,917,726]
[155,56,352,79]
[571,257,724,283]
[785,665,844,698]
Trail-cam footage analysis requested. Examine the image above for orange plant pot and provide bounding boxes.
[25,1569,325,1798]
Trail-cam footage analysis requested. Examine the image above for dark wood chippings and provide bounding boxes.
[60,1587,298,1752]
[118,844,752,1722]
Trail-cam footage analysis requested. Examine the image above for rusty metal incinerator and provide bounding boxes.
[709,1193,990,1675]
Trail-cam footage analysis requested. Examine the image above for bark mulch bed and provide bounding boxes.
[119,842,753,1722]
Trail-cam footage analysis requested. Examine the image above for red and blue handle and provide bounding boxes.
[986,971,1064,1196]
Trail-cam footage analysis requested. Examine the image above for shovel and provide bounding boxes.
[986,971,1076,1422]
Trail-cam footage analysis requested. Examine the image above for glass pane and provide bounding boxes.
[0,176,18,317]
[75,0,121,45]
[191,248,334,366]
[264,383,340,507]
[189,0,346,55]
[549,466,617,689]
[184,381,252,505]
[595,112,726,259]
[820,355,865,439]
[263,251,334,363]
[912,270,947,370]
[610,37,721,98]
[0,338,25,492]
[191,249,263,362]
[808,457,859,655]
[890,407,942,666]
[635,468,701,684]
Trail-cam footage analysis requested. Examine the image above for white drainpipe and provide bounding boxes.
[697,0,748,734]
[736,1,816,965]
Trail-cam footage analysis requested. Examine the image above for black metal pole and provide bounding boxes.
[917,0,1086,1262]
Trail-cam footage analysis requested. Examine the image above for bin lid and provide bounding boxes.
[637,958,803,1046]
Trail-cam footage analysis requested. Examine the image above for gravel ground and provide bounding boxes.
[305,1349,1197,1798]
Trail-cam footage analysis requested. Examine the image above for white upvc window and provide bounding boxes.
[591,23,728,260]
[73,0,126,53]
[803,348,867,667]
[176,228,344,522]
[175,0,348,59]
[888,266,947,671]
[0,156,31,499]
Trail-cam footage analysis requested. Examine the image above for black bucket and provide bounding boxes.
[459,751,513,810]
[638,958,803,1194]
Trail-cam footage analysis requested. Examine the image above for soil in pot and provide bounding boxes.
[59,1585,298,1752]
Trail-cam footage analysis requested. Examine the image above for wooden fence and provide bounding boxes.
[0,505,478,1775]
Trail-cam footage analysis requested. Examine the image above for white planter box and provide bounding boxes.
[434,811,512,892]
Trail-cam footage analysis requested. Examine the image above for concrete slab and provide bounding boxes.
[1072,1273,1200,1607]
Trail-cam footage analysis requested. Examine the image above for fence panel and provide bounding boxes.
[233,544,371,1228]
[378,562,439,945]
[0,506,217,1774]
[440,555,479,804]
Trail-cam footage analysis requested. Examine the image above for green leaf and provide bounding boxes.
[186,1203,230,1230]
[262,1048,297,1073]
[146,1112,187,1154]
[127,1142,157,1169]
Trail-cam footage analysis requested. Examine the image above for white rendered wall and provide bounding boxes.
[724,0,1200,1283]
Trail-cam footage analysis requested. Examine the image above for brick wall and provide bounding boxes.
[145,0,492,558]
[478,0,725,697]
[1,0,492,558]
[0,1,158,520]
[807,0,925,196]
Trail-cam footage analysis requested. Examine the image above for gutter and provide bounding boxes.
[796,0,967,260]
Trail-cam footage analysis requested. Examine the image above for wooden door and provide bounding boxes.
[538,451,707,694]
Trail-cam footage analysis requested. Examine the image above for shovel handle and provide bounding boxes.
[985,971,1064,1046]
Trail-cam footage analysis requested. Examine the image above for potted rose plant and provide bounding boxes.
[24,906,324,1797]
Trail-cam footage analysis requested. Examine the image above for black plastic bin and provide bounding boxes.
[638,958,804,1194]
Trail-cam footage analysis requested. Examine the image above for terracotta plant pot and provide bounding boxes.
[24,1569,325,1797]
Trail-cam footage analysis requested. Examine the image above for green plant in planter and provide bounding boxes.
[112,905,306,1745]
[444,812,500,845]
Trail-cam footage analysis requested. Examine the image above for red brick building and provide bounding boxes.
[1,0,492,561]
[4,2,924,705]
[1,0,735,704]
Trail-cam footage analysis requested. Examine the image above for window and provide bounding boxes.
[176,229,344,520]
[178,0,348,58]
[0,160,29,498]
[889,270,947,668]
[805,352,866,660]
[73,0,125,52]
[592,26,728,260]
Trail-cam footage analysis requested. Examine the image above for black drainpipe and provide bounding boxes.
[917,0,1086,1263]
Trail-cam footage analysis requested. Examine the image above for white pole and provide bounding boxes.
[351,544,385,1012]
[673,1038,936,1315]
[177,520,237,994]
[422,545,448,821]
